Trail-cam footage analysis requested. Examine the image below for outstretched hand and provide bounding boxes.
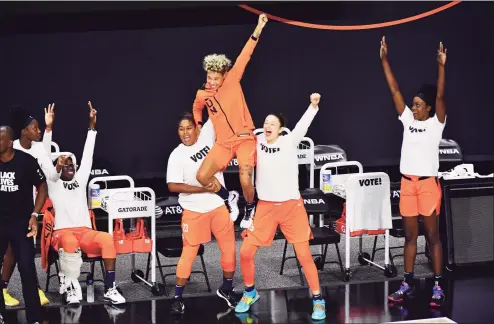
[44,103,55,131]
[437,41,447,66]
[88,101,97,128]
[380,36,388,60]
[310,93,321,108]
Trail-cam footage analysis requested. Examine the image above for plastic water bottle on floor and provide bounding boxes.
[87,274,94,303]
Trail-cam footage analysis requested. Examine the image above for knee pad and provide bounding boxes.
[58,248,83,281]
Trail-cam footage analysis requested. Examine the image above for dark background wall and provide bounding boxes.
[0,2,492,180]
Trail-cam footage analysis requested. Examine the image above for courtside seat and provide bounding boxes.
[145,236,211,296]
[279,188,345,285]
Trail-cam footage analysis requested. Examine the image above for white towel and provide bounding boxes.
[345,172,393,232]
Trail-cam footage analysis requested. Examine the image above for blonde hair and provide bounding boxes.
[202,54,232,74]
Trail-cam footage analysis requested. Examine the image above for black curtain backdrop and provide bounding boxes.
[0,2,492,178]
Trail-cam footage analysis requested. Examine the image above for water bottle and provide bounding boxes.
[322,170,332,193]
[86,275,94,303]
[89,183,101,208]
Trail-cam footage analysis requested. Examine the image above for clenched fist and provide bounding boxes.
[258,14,268,28]
[310,93,321,107]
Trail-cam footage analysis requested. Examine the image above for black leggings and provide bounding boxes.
[0,219,42,323]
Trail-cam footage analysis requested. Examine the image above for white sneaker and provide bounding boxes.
[65,283,80,305]
[104,284,126,305]
[240,204,256,229]
[228,191,240,221]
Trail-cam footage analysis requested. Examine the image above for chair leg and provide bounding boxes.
[145,253,151,281]
[99,261,106,280]
[155,253,168,296]
[279,240,289,275]
[319,244,329,271]
[90,261,96,279]
[334,243,345,279]
[371,236,378,261]
[389,249,396,268]
[199,254,212,292]
[45,263,51,292]
[293,246,305,286]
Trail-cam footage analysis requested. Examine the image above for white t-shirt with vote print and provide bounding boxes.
[166,120,225,213]
[399,106,446,177]
[255,105,318,202]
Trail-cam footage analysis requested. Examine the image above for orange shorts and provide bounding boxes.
[207,136,257,171]
[399,175,442,217]
[51,227,116,259]
[182,205,234,246]
[245,198,314,247]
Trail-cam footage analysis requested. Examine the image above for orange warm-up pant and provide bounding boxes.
[51,227,116,259]
[240,199,320,292]
[177,205,236,279]
[400,175,442,217]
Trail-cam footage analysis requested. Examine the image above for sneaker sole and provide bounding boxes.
[103,297,126,305]
[216,289,235,308]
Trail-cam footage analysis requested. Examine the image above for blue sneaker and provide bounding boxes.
[388,282,415,303]
[235,289,260,313]
[430,285,445,307]
[312,299,326,320]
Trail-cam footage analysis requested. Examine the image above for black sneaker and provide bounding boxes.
[170,297,185,316]
[430,285,445,307]
[0,314,5,324]
[388,282,415,303]
[217,289,238,308]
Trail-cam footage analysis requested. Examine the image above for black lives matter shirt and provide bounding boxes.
[0,149,46,222]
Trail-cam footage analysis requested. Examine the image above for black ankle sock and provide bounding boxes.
[245,285,255,293]
[221,277,233,292]
[217,186,229,201]
[175,285,185,298]
[312,294,323,301]
[404,272,414,286]
[434,275,443,287]
[3,280,8,288]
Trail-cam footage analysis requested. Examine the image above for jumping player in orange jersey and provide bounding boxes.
[192,13,268,228]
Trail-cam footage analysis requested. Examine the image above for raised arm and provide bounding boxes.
[42,103,55,156]
[192,90,206,128]
[36,146,60,183]
[229,14,268,81]
[76,101,97,184]
[380,37,405,115]
[289,93,320,146]
[435,42,447,123]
